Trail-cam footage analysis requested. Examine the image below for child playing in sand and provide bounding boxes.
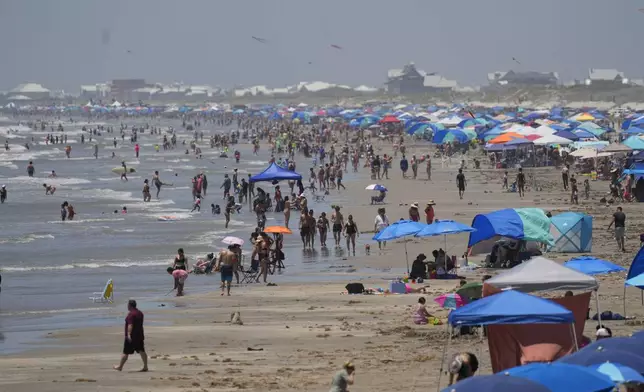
[413,297,432,325]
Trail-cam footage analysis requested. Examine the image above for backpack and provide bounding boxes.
[345,283,365,294]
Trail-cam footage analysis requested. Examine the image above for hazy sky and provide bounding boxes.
[1,0,644,91]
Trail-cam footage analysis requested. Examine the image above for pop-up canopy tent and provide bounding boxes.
[485,256,598,293]
[468,208,553,255]
[482,257,595,372]
[439,290,578,382]
[249,162,302,183]
[548,212,592,253]
[624,246,644,316]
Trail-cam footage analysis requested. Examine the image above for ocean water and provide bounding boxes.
[0,116,380,353]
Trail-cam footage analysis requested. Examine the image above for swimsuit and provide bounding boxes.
[220,265,233,282]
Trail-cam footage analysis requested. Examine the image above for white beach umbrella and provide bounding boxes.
[222,236,244,246]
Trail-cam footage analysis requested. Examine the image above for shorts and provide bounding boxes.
[220,265,233,282]
[300,227,309,238]
[615,227,625,239]
[458,185,465,191]
[123,338,145,355]
[333,223,342,233]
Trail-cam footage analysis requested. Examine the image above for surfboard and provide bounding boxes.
[111,167,136,174]
[157,216,178,221]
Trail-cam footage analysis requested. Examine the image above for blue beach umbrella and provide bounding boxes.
[372,220,427,273]
[590,362,644,383]
[559,347,644,374]
[504,362,614,392]
[365,184,387,192]
[415,220,476,270]
[440,373,550,392]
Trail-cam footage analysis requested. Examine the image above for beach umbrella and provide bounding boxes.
[415,220,476,271]
[559,346,644,374]
[365,184,387,192]
[631,330,644,340]
[440,374,550,392]
[504,362,614,392]
[264,226,293,235]
[590,362,644,383]
[434,293,466,309]
[222,236,244,246]
[372,220,427,273]
[456,282,483,301]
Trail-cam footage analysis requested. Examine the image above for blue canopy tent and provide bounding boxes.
[468,208,553,255]
[624,246,644,316]
[624,135,644,150]
[572,128,598,139]
[249,163,302,183]
[622,126,644,136]
[554,130,580,141]
[438,290,577,389]
[547,212,592,253]
[564,256,625,275]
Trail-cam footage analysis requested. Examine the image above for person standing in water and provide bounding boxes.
[61,201,68,221]
[152,171,166,199]
[44,183,56,195]
[221,174,231,199]
[27,161,35,177]
[172,248,188,271]
[344,215,359,255]
[0,185,6,204]
[94,144,99,159]
[331,206,344,247]
[142,179,151,202]
[134,143,140,158]
[201,172,208,196]
[113,300,148,372]
[120,161,128,181]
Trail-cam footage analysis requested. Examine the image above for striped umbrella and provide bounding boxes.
[434,293,466,309]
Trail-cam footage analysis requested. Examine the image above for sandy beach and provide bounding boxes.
[2,139,644,392]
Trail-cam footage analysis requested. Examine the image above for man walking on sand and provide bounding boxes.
[607,206,626,252]
[217,245,237,296]
[114,300,148,372]
[516,168,526,198]
[456,169,467,199]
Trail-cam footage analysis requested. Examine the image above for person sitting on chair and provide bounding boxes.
[371,190,386,204]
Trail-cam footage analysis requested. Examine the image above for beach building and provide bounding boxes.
[110,79,148,102]
[487,71,559,86]
[385,62,427,95]
[585,69,629,86]
[423,74,459,92]
[80,83,110,101]
[8,83,50,100]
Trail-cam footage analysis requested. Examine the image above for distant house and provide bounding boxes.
[585,69,628,86]
[110,79,148,102]
[9,83,50,100]
[423,74,458,92]
[385,63,427,95]
[488,71,558,86]
[80,83,110,100]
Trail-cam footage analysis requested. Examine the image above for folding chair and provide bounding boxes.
[90,279,114,303]
[239,257,259,284]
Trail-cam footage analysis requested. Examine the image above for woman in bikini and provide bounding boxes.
[344,214,359,255]
[172,248,188,271]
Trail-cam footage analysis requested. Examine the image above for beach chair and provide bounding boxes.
[371,193,386,205]
[240,258,259,284]
[90,279,114,303]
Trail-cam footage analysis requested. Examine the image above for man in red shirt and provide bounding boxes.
[114,300,148,371]
[425,201,436,224]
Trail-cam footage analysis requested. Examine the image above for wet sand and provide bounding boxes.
[2,141,644,391]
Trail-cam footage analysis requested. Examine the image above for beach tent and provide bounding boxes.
[533,134,574,145]
[623,135,644,150]
[449,289,574,326]
[547,212,592,253]
[624,247,644,316]
[602,143,632,154]
[487,132,522,144]
[443,289,580,375]
[468,208,553,255]
[249,163,302,183]
[485,256,598,293]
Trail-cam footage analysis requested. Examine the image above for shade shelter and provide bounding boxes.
[482,257,595,372]
[468,208,553,255]
[438,290,578,389]
[372,220,427,273]
[623,247,644,316]
[548,212,592,253]
[503,362,614,392]
[440,373,551,392]
[249,162,302,183]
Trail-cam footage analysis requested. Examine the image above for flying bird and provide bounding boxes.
[330,44,343,50]
[512,57,521,65]
[252,36,269,44]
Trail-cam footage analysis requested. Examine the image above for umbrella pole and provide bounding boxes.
[404,241,410,274]
[594,289,602,328]
[436,324,452,392]
[444,235,448,272]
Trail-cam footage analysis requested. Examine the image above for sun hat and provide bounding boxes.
[411,202,419,209]
[427,200,436,205]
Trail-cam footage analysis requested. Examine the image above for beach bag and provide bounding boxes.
[345,283,365,294]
